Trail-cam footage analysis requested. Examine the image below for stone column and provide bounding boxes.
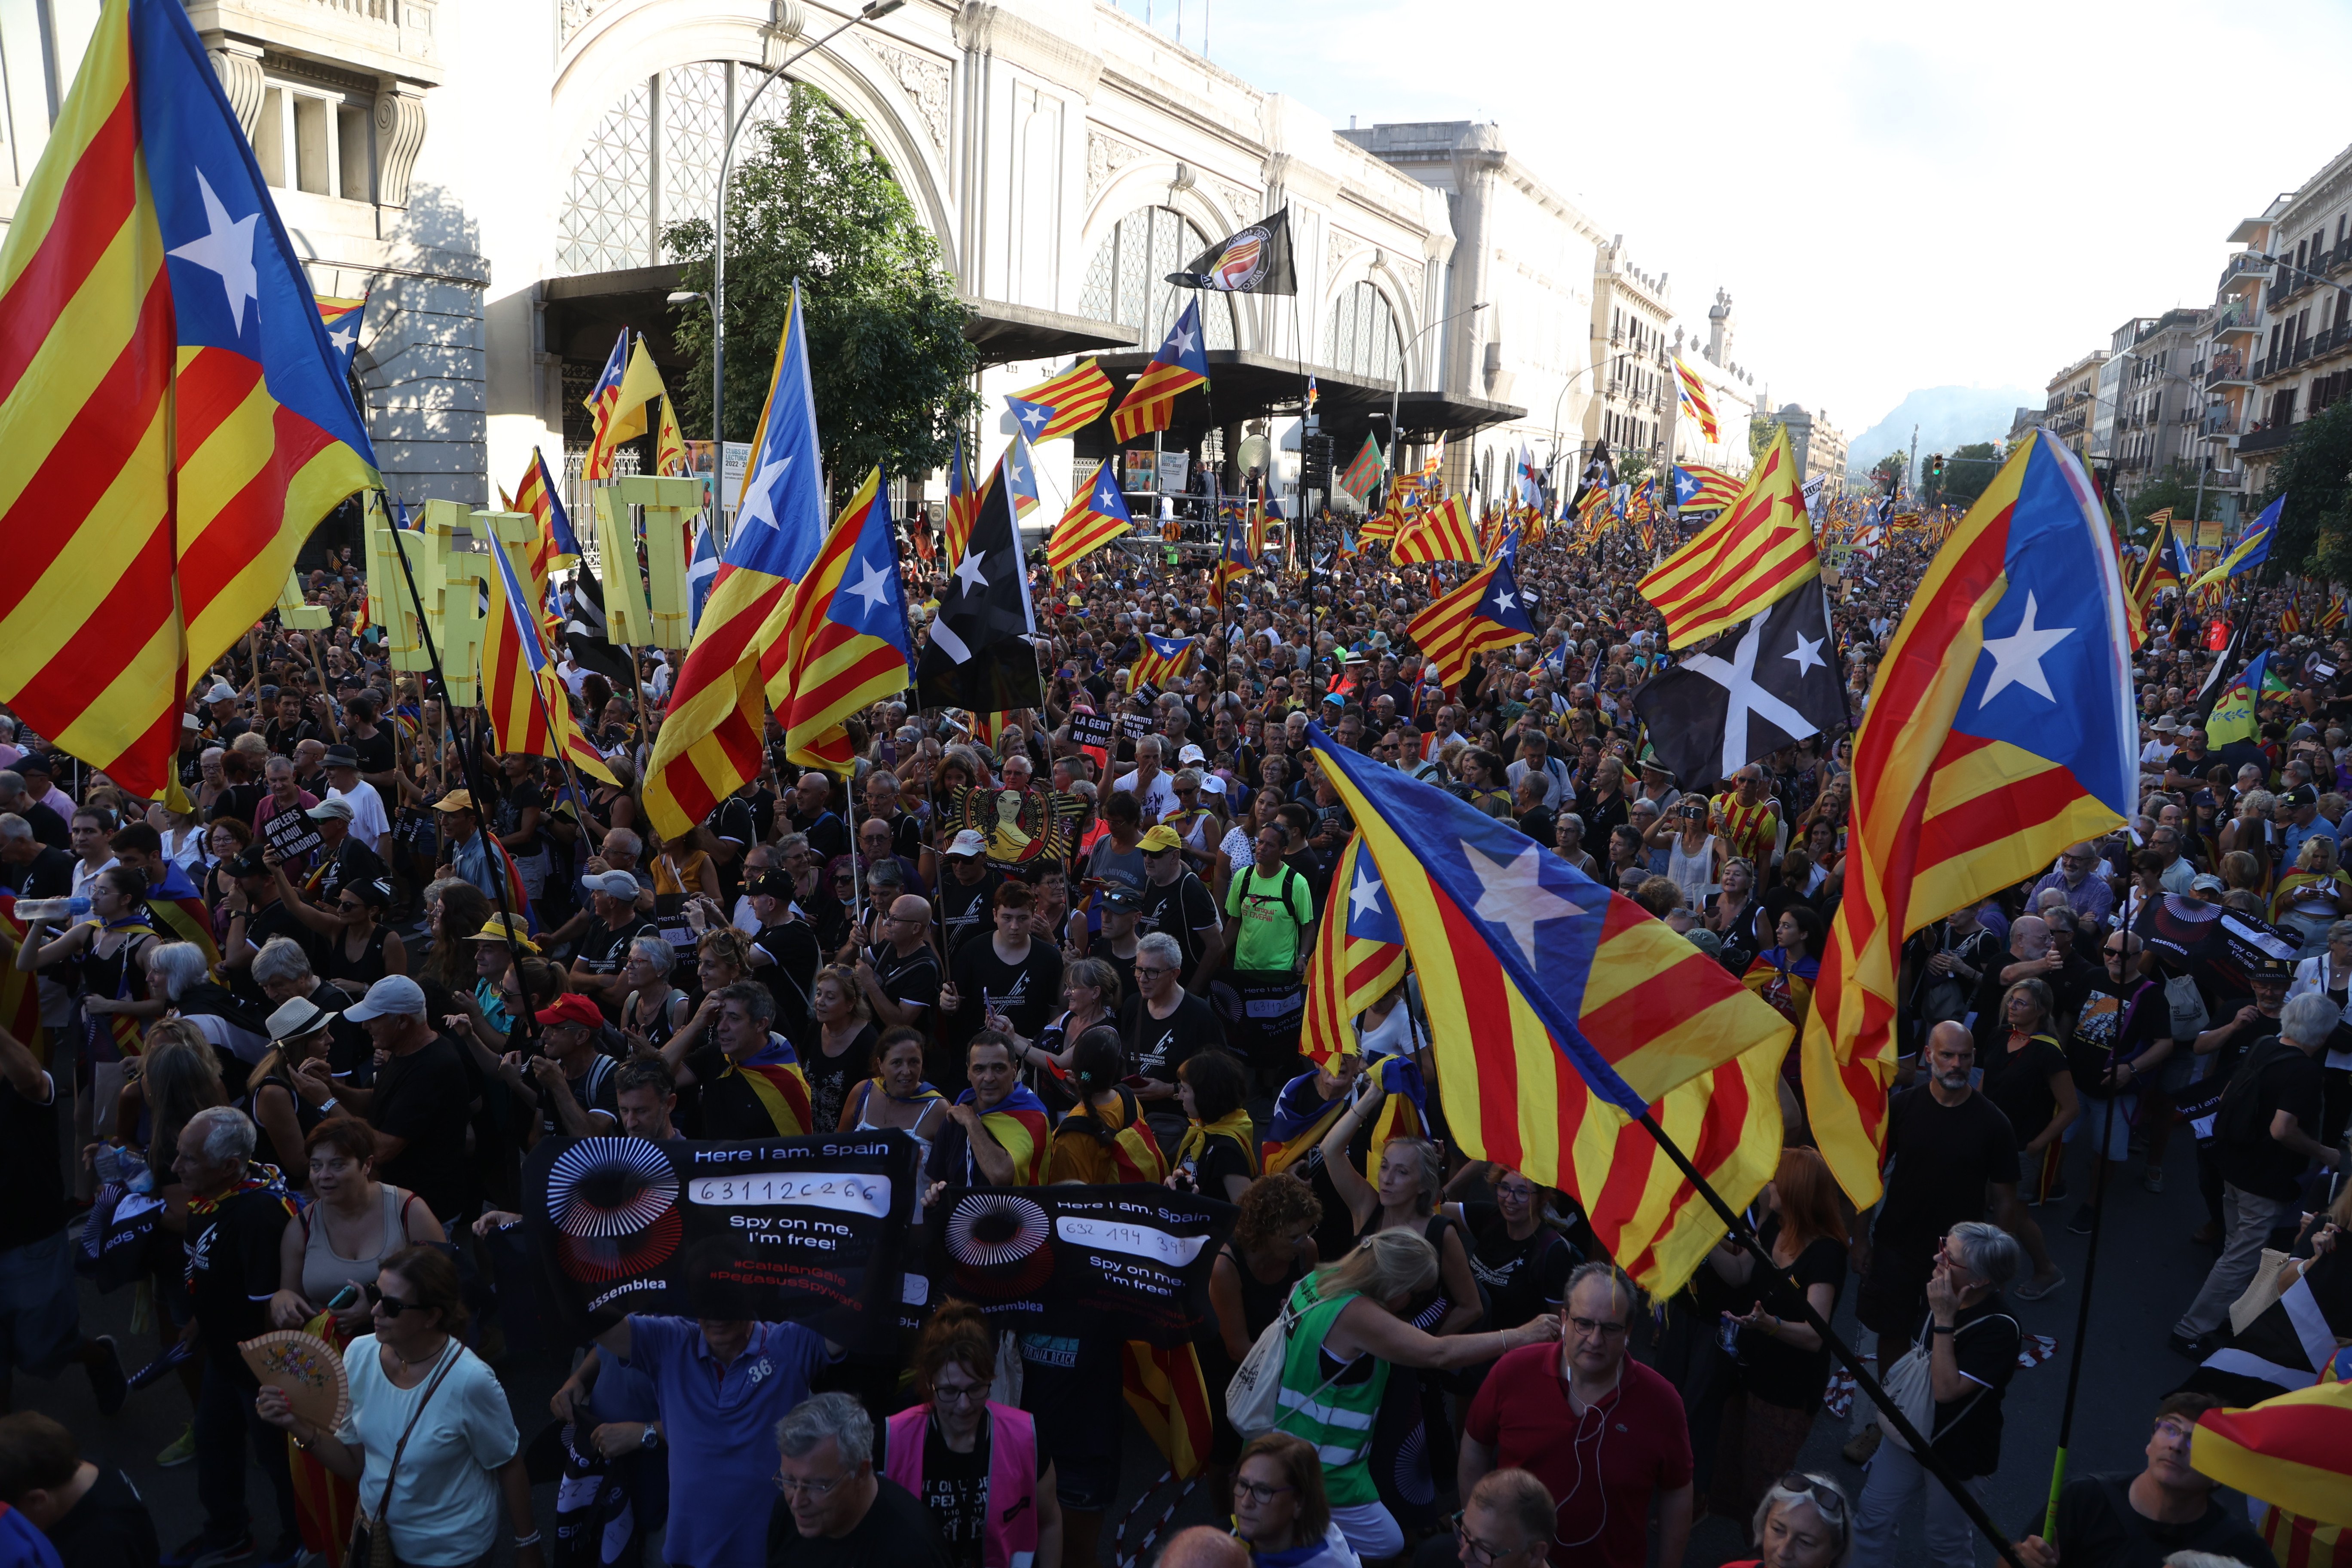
[204,37,266,140]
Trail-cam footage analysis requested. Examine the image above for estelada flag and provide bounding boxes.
[1007,360,1114,444]
[0,0,380,799]
[943,435,981,566]
[1109,302,1210,441]
[315,292,364,377]
[775,468,915,772]
[1640,428,1819,648]
[1300,834,1408,1068]
[1308,725,1790,1292]
[1130,634,1194,691]
[2193,1378,2352,1527]
[482,509,618,787]
[512,448,583,570]
[1172,208,1297,295]
[1047,460,1134,577]
[1800,431,2135,1205]
[577,330,629,481]
[1407,553,1535,689]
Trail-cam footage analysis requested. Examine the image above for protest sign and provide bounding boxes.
[1069,710,1115,752]
[263,806,323,865]
[1118,712,1154,740]
[520,1132,921,1348]
[911,1183,1233,1346]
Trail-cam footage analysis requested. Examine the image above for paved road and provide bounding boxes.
[19,1125,2238,1568]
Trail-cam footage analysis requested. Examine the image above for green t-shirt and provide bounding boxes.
[1223,860,1316,972]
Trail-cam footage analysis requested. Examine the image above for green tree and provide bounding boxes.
[1942,442,1999,510]
[1749,418,1781,465]
[2263,399,2352,582]
[1870,451,1906,491]
[665,82,977,487]
[2113,463,2224,545]
[1617,450,1655,486]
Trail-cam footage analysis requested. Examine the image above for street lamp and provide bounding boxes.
[1387,300,1486,487]
[707,0,906,453]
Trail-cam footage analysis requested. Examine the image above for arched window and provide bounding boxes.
[1076,206,1237,351]
[1324,282,1401,384]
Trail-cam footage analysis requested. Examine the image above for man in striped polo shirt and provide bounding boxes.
[1711,766,1782,885]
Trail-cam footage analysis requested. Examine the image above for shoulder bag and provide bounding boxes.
[349,1341,464,1568]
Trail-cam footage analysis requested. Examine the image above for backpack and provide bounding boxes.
[2217,1035,2290,1147]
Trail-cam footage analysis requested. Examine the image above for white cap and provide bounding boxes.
[946,828,989,858]
[581,870,640,900]
[1177,743,1207,764]
[344,974,426,1022]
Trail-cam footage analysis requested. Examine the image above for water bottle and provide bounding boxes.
[14,897,89,925]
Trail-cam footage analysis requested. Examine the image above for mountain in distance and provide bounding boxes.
[1846,386,2035,476]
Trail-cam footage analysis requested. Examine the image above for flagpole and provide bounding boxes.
[1625,1105,2029,1568]
[2043,1087,2121,1534]
[382,508,545,1046]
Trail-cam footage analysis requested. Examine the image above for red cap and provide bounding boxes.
[533,994,605,1031]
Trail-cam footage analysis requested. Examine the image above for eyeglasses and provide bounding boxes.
[1132,965,1175,980]
[1568,1315,1629,1338]
[1449,1511,1525,1566]
[1231,1479,1295,1506]
[773,1472,847,1499]
[933,1383,985,1407]
[366,1285,420,1318]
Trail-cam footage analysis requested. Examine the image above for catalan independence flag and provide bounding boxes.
[578,330,630,481]
[2193,1378,2352,1528]
[0,0,380,800]
[1131,633,1194,692]
[1640,429,1819,647]
[1799,430,2135,1206]
[775,467,914,771]
[1008,359,1114,444]
[725,1036,815,1136]
[1406,552,1535,689]
[1109,301,1210,441]
[642,285,824,838]
[943,435,981,566]
[1048,460,1135,577]
[1210,511,1251,609]
[1392,496,1481,565]
[483,512,618,787]
[315,292,364,377]
[2191,493,2281,591]
[966,1082,1052,1185]
[1301,833,1409,1067]
[145,859,220,972]
[1673,355,1721,443]
[512,447,583,570]
[1121,1340,1214,1481]
[1672,462,1745,511]
[1309,726,1789,1291]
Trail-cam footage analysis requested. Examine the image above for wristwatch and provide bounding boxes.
[638,1426,663,1452]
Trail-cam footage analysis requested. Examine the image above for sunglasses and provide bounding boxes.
[365,1284,422,1317]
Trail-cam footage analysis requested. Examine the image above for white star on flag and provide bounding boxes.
[1490,586,1516,614]
[1462,838,1583,968]
[847,558,892,612]
[1020,404,1046,431]
[1785,630,1825,676]
[953,546,989,596]
[1977,591,2073,707]
[330,325,355,352]
[1348,865,1386,922]
[1096,485,1120,511]
[737,459,790,533]
[1171,325,1196,355]
[169,169,260,331]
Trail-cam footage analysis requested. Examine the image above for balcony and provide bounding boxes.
[2220,252,2268,295]
[2210,298,2259,337]
[2206,348,2250,387]
[2239,422,2297,455]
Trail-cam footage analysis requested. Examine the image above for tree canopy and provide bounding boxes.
[665,82,977,490]
[2262,399,2352,582]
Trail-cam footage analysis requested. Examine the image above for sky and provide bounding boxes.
[1112,0,2352,438]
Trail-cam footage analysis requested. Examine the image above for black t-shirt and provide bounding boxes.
[946,938,1063,1054]
[232,900,312,1009]
[2217,1041,2328,1201]
[576,915,655,985]
[492,779,545,856]
[186,1185,291,1365]
[18,805,70,853]
[754,921,824,1040]
[368,1035,475,1224]
[46,1465,160,1568]
[1173,1127,1255,1200]
[1877,1087,2021,1253]
[2068,983,2169,1096]
[1733,1216,1847,1410]
[881,1413,1051,1568]
[766,1478,952,1568]
[1136,873,1220,984]
[801,1024,876,1138]
[345,726,397,778]
[1908,1295,2020,1478]
[317,836,387,907]
[1114,992,1222,1087]
[1463,1203,1577,1329]
[870,943,940,1026]
[211,781,266,826]
[704,796,758,903]
[0,1069,65,1249]
[1981,1032,2069,1147]
[2043,1473,2278,1568]
[2,842,74,894]
[937,869,1003,959]
[788,805,851,867]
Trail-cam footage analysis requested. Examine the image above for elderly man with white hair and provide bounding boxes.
[172,1105,303,1568]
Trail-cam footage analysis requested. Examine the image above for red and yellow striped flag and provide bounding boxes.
[1109,302,1210,441]
[943,436,981,567]
[482,516,618,787]
[1047,461,1135,578]
[773,468,913,772]
[2193,1378,2352,1528]
[1406,554,1535,689]
[1673,355,1721,442]
[511,448,583,575]
[1392,496,1482,564]
[0,0,380,799]
[1638,429,1818,648]
[1007,359,1114,444]
[1300,834,1408,1067]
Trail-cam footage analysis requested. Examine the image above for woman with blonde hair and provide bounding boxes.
[2274,831,2351,946]
[1705,1147,1852,1536]
[879,1299,1063,1567]
[1273,1228,1557,1560]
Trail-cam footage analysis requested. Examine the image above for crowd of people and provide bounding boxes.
[0,493,2336,1568]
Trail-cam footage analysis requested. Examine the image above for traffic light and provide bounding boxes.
[1301,433,1335,492]
[1928,453,1946,479]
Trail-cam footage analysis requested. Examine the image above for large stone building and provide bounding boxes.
[0,0,1521,521]
[1586,235,1671,469]
[1668,288,1764,475]
[1770,404,1847,500]
[2217,143,2352,501]
[2104,308,2207,502]
[2044,349,2108,460]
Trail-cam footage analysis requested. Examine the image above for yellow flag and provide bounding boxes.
[655,395,688,478]
[606,337,671,452]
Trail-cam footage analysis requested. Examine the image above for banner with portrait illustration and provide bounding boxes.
[518,1133,922,1350]
[910,1184,1235,1347]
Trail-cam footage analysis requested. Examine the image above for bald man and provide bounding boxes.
[1155,1526,1247,1568]
[853,894,939,1031]
[787,771,849,864]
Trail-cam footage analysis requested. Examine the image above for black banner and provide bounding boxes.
[263,807,323,865]
[1069,710,1115,752]
[913,1184,1234,1347]
[2131,893,2301,997]
[519,1133,921,1349]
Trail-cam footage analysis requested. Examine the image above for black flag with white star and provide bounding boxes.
[916,464,1042,713]
[1632,581,1849,791]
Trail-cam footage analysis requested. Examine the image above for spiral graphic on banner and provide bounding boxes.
[942,1192,1055,1298]
[543,1137,682,1282]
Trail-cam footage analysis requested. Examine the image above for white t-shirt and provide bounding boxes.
[338,1338,517,1568]
[330,780,392,849]
[1112,768,1181,820]
[184,1010,269,1068]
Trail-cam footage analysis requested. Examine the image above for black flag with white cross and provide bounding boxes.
[916,462,1043,713]
[1632,581,1849,791]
